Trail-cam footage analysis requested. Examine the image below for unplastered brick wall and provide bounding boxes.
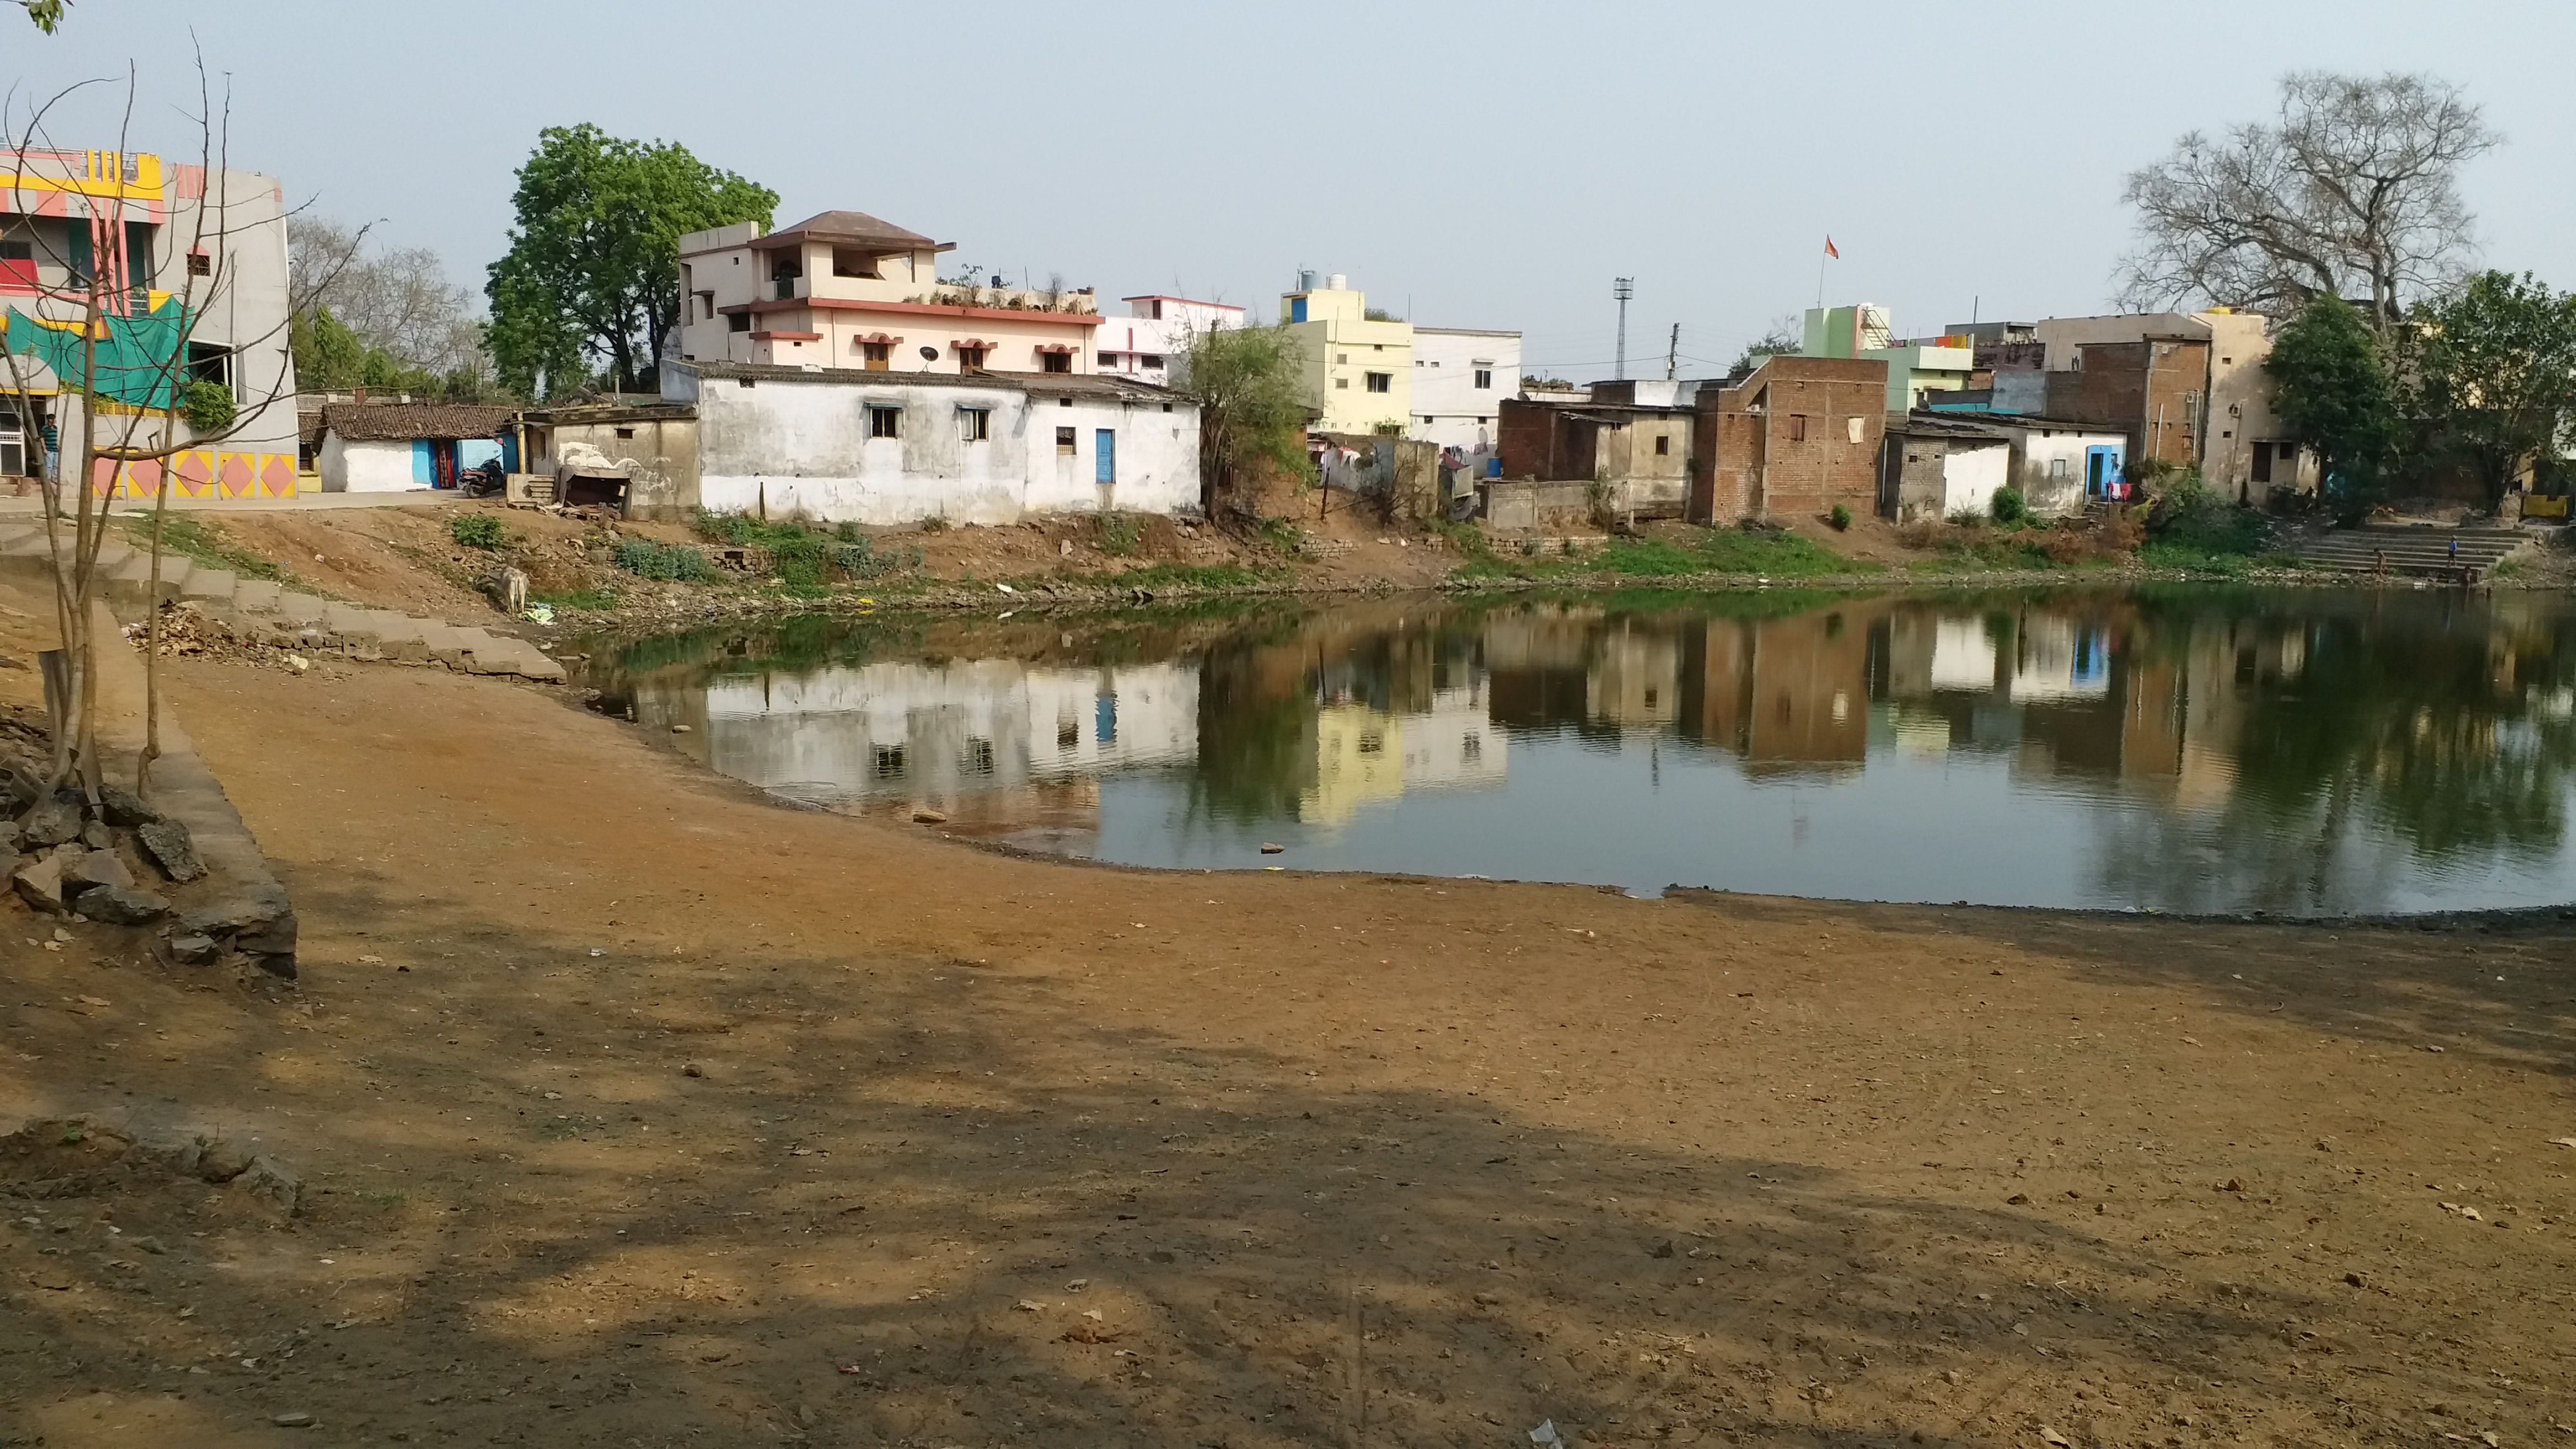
[1691,356,1887,523]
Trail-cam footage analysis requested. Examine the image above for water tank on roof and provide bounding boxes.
[1298,269,1319,291]
[1327,273,1348,291]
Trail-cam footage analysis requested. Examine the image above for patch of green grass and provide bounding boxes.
[119,513,288,582]
[449,513,505,550]
[531,586,618,610]
[1453,524,1871,583]
[1110,562,1276,591]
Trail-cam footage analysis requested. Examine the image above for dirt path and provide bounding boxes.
[1,652,2572,1447]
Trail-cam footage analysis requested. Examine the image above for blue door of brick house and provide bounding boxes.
[2085,444,2123,499]
[1095,429,1116,484]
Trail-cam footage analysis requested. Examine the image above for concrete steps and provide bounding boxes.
[0,518,565,683]
[2286,525,2531,578]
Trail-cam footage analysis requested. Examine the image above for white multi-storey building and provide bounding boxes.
[1408,325,1520,478]
[1095,295,1243,385]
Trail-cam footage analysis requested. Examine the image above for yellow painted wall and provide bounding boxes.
[1282,288,1412,433]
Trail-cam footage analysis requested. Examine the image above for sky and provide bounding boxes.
[11,0,2575,381]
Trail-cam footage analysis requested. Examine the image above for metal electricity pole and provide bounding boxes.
[1665,323,1679,381]
[1613,277,1635,380]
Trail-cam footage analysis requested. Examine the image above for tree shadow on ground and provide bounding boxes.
[6,869,2541,1449]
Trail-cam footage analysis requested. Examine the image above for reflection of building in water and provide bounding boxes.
[1679,605,1876,773]
[1300,684,1507,827]
[2010,615,2112,702]
[1588,624,1680,728]
[656,661,1197,840]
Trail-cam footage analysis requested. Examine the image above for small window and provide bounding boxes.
[964,738,995,775]
[2049,457,2070,479]
[185,250,211,277]
[1365,372,1391,393]
[1041,351,1072,374]
[1055,427,1077,454]
[1138,354,1164,368]
[956,345,988,370]
[695,290,715,320]
[959,407,990,442]
[1336,353,1348,364]
[868,405,901,440]
[860,340,891,369]
[727,313,750,333]
[1357,730,1385,755]
[614,426,636,440]
[1789,414,1808,442]
[873,745,905,778]
[1474,368,1492,389]
[1334,377,1348,390]
[1653,434,1670,456]
[1161,402,1173,413]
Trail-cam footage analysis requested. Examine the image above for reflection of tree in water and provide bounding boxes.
[2094,591,2576,912]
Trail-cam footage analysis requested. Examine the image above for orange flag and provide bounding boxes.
[1824,236,1840,259]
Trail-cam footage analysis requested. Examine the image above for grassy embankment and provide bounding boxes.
[1447,522,1865,582]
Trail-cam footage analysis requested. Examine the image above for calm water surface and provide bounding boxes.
[580,587,2576,916]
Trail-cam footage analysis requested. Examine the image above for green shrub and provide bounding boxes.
[1827,503,1853,531]
[1990,486,2028,525]
[179,380,235,434]
[1098,510,1142,556]
[614,539,713,581]
[449,513,506,550]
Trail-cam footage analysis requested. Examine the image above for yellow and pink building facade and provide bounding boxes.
[0,146,300,499]
[674,210,1107,376]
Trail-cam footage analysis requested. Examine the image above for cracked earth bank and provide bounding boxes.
[1,643,2572,1448]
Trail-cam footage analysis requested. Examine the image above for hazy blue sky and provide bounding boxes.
[13,0,2574,378]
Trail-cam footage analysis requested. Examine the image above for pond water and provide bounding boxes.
[578,586,2576,916]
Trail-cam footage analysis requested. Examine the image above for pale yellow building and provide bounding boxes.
[1281,274,1412,433]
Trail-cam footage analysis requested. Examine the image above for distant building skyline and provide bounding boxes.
[13,0,2574,381]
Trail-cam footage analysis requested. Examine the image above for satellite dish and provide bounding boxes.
[918,345,938,361]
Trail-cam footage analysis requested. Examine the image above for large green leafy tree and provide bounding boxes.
[485,125,775,399]
[2265,293,2402,513]
[2408,270,2576,505]
[1178,324,1315,513]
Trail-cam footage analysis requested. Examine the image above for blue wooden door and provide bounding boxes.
[2085,445,2121,498]
[1095,429,1116,484]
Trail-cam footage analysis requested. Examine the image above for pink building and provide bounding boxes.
[674,210,1105,376]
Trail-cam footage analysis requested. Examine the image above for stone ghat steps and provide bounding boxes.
[0,521,564,682]
[2286,526,2530,575]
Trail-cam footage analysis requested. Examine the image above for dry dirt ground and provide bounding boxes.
[1,596,2574,1447]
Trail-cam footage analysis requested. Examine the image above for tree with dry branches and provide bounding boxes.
[3,64,333,801]
[2115,72,2499,333]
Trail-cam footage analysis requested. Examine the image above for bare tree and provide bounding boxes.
[3,61,329,797]
[292,216,487,377]
[2115,72,2499,332]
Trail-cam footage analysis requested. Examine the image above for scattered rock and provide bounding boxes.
[2220,1178,2245,1192]
[196,1138,256,1184]
[1649,1239,1677,1258]
[682,1062,705,1078]
[164,934,220,965]
[77,820,112,850]
[64,849,134,894]
[96,783,160,827]
[1259,842,1285,854]
[136,818,205,883]
[11,853,65,913]
[77,884,170,925]
[2006,1192,2031,1205]
[2345,1271,2366,1287]
[270,1412,315,1428]
[670,723,693,733]
[910,807,948,825]
[238,1156,303,1216]
[17,795,80,847]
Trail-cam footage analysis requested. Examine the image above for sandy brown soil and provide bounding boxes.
[1,603,2573,1447]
